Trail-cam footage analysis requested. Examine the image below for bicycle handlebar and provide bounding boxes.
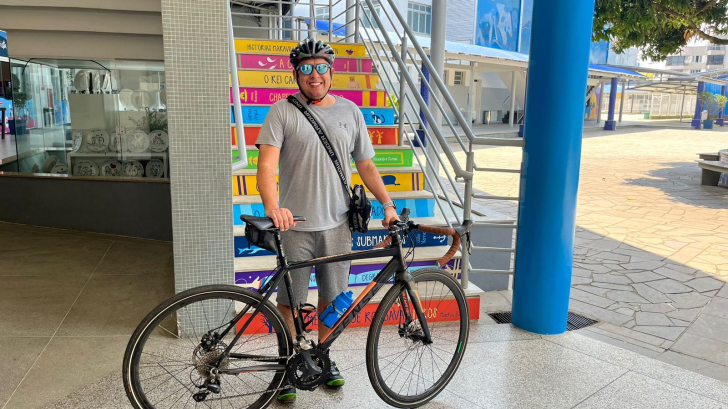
[374,220,467,268]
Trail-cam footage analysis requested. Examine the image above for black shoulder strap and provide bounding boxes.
[286,95,351,194]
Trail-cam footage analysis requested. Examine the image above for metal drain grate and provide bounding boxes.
[487,311,598,331]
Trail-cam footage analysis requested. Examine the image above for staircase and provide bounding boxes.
[229,38,483,331]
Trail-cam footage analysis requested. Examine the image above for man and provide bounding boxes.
[256,38,399,403]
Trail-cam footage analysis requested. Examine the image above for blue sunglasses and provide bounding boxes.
[297,63,331,75]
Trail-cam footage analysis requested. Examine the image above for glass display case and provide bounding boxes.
[3,59,168,179]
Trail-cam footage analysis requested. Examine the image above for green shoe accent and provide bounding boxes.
[277,392,297,403]
[324,360,345,388]
[277,383,297,403]
[326,378,346,387]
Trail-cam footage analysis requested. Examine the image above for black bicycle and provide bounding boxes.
[123,208,472,409]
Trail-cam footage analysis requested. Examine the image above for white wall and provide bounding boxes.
[0,1,163,60]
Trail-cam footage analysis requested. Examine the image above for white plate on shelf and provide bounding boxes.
[100,160,122,176]
[145,159,165,178]
[73,160,99,176]
[71,131,84,152]
[86,130,110,152]
[51,163,68,174]
[126,130,150,153]
[123,161,145,177]
[131,90,152,111]
[109,132,123,152]
[74,70,90,93]
[119,89,133,110]
[149,130,169,152]
[43,155,59,173]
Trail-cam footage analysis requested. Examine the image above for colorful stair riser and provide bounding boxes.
[235,39,367,58]
[235,259,460,290]
[231,87,389,107]
[231,106,395,126]
[233,198,434,225]
[235,229,453,257]
[236,296,479,334]
[233,148,413,169]
[232,126,398,146]
[233,171,423,196]
[238,53,373,73]
[235,71,379,90]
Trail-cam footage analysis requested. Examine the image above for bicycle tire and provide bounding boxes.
[123,284,292,409]
[366,268,469,408]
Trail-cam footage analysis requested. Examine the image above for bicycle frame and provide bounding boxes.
[216,227,434,374]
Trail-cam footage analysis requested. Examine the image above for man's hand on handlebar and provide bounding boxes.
[382,206,400,228]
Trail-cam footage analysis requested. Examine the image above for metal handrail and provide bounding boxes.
[357,30,462,225]
[360,0,471,179]
[356,14,465,207]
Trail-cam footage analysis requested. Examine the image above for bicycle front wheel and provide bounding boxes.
[123,285,292,409]
[366,268,470,408]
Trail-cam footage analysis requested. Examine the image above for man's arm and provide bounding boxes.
[355,159,399,227]
[258,144,296,231]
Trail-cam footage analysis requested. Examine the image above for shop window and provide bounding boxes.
[2,59,168,179]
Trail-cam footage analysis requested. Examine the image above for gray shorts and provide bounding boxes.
[276,222,352,307]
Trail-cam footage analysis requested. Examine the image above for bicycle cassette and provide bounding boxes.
[286,349,331,391]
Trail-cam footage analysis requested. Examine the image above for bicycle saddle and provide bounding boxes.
[240,215,307,230]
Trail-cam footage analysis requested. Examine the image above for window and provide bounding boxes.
[443,70,449,85]
[666,56,684,66]
[407,2,432,35]
[361,0,380,29]
[692,55,703,63]
[454,70,464,85]
[708,54,725,65]
[315,7,329,20]
[709,44,725,51]
[690,69,704,74]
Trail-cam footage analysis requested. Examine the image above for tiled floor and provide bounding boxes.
[445,126,728,383]
[0,222,174,409]
[2,223,728,409]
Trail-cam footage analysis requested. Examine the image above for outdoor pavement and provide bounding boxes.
[453,125,728,383]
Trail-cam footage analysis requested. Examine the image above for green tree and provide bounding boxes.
[593,0,728,61]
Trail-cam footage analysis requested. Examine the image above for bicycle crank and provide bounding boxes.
[286,349,330,391]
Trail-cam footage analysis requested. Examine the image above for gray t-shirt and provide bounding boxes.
[256,93,375,231]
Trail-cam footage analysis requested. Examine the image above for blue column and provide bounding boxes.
[604,77,618,130]
[717,85,727,126]
[692,81,705,129]
[415,59,429,147]
[511,0,595,335]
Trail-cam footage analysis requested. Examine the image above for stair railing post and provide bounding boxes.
[328,0,333,42]
[345,0,356,43]
[354,0,360,42]
[460,150,475,289]
[229,0,248,170]
[399,35,408,147]
[309,1,316,39]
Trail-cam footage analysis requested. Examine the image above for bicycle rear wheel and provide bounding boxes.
[123,285,291,409]
[366,268,469,408]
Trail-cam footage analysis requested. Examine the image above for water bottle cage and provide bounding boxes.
[299,303,317,333]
